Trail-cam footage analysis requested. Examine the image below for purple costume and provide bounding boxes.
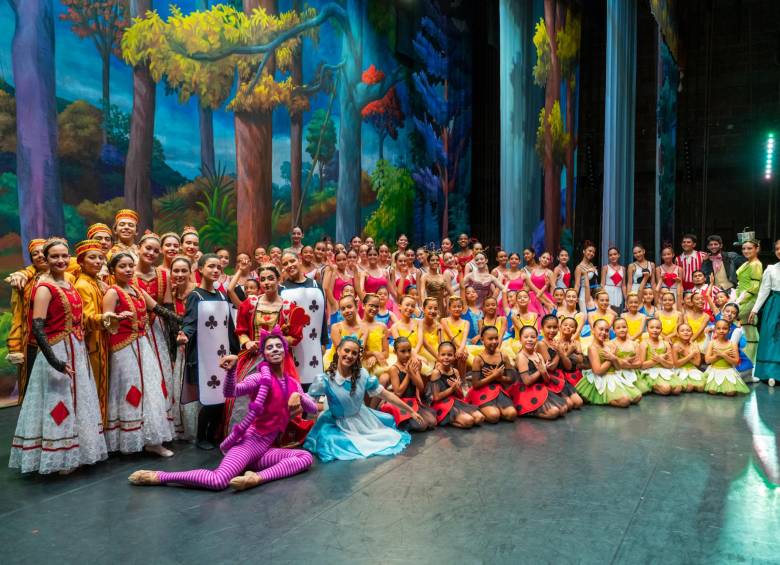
[157,362,316,490]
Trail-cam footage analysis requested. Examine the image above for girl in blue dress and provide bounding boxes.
[304,337,423,462]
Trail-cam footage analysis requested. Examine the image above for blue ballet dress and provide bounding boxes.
[304,368,411,462]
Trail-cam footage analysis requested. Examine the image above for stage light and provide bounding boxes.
[766,132,776,181]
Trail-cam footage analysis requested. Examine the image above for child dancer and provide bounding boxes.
[556,288,584,327]
[391,295,427,375]
[610,318,646,394]
[627,243,655,292]
[478,296,507,344]
[656,245,682,306]
[361,294,393,378]
[554,249,572,288]
[574,242,599,313]
[417,298,442,370]
[503,289,540,359]
[576,319,642,407]
[657,291,682,341]
[304,337,423,462]
[463,286,484,342]
[426,342,485,428]
[601,247,627,313]
[640,287,657,318]
[324,295,365,367]
[720,303,754,379]
[622,292,648,342]
[557,317,584,386]
[685,293,710,351]
[375,286,396,328]
[638,318,681,396]
[672,323,706,392]
[129,332,315,491]
[512,325,566,419]
[440,296,471,378]
[9,239,108,474]
[380,338,437,431]
[538,315,583,409]
[467,326,518,423]
[703,320,750,396]
[551,288,566,315]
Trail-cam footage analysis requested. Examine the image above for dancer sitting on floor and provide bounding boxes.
[703,319,751,396]
[380,338,437,432]
[304,337,423,462]
[672,323,706,393]
[467,326,518,423]
[638,318,681,396]
[128,329,315,491]
[426,342,485,428]
[576,319,642,407]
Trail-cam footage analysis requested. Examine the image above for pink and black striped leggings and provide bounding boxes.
[158,432,312,490]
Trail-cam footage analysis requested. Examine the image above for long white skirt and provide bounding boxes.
[9,337,107,474]
[106,336,174,453]
[172,347,198,441]
[148,317,174,425]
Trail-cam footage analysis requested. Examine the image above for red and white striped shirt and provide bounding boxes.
[676,251,707,290]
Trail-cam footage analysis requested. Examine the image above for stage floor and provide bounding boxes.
[0,388,778,565]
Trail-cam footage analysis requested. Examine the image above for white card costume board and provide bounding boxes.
[196,298,231,405]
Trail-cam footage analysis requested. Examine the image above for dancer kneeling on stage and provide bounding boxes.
[129,328,315,491]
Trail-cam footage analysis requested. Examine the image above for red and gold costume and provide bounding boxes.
[109,209,139,260]
[7,239,47,401]
[73,239,110,425]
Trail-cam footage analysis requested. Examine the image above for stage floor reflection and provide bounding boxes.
[0,387,777,564]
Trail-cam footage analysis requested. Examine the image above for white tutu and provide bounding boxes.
[106,336,174,453]
[677,366,705,385]
[643,367,676,382]
[615,369,640,387]
[9,337,107,474]
[148,317,174,425]
[172,347,198,441]
[704,367,740,387]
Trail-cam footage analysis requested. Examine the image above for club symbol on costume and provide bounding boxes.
[207,375,221,389]
[309,356,319,368]
[309,328,318,340]
[217,344,227,357]
[294,357,300,367]
[223,317,228,327]
[205,315,217,330]
[309,300,320,312]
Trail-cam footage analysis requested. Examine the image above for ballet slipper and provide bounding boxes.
[229,471,263,492]
[128,470,161,485]
[144,445,174,457]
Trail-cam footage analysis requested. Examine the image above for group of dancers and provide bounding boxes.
[4,213,780,493]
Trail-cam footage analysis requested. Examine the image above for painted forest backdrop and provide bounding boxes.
[0,0,476,387]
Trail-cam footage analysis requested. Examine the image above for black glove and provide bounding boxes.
[153,303,183,325]
[31,318,66,373]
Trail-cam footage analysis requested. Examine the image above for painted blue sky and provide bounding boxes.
[0,0,411,185]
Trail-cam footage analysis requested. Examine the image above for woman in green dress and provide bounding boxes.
[734,239,763,363]
[748,239,780,386]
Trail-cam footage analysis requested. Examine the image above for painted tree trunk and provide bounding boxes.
[199,104,215,175]
[542,0,561,254]
[195,0,214,176]
[335,0,364,242]
[378,131,385,161]
[234,0,274,252]
[290,0,303,226]
[124,0,155,233]
[11,0,64,255]
[235,111,271,251]
[565,79,574,230]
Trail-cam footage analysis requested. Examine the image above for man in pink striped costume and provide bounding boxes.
[128,328,315,491]
[676,234,708,292]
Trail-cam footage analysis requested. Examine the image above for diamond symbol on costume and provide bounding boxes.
[309,328,318,340]
[207,375,221,389]
[50,401,70,426]
[309,356,319,368]
[217,344,227,357]
[125,385,142,408]
[309,299,320,312]
[205,315,217,329]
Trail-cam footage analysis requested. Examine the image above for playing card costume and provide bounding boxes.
[9,280,107,474]
[280,276,327,386]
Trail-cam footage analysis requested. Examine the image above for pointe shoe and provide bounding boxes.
[229,471,263,492]
[144,445,174,457]
[128,470,161,486]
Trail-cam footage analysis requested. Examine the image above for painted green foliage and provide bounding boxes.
[364,160,414,246]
